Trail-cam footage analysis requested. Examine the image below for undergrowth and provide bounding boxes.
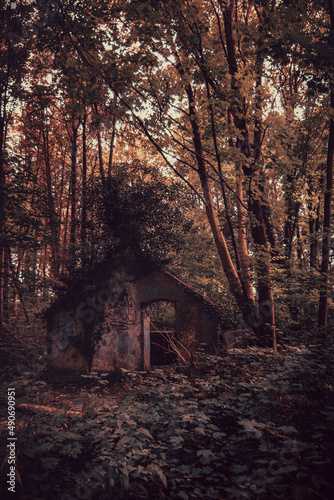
[0,344,334,499]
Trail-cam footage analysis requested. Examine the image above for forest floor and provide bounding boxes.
[0,334,334,500]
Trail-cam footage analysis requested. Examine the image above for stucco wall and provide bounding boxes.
[136,269,220,347]
[46,263,222,373]
[91,282,141,371]
[47,311,89,373]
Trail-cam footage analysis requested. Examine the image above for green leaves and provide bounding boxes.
[137,427,155,440]
[92,161,195,264]
[5,343,333,499]
[238,419,267,438]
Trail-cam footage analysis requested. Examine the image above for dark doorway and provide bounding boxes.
[149,301,177,366]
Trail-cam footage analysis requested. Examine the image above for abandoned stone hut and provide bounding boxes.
[46,255,223,374]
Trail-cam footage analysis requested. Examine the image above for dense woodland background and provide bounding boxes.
[1,0,334,346]
[1,3,334,500]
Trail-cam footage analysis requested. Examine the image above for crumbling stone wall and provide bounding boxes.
[46,262,223,374]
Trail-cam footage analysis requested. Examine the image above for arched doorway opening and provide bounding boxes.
[150,301,177,366]
[141,301,177,367]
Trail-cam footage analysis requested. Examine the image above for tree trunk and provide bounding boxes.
[318,0,334,334]
[62,186,70,268]
[0,134,5,337]
[203,72,245,288]
[81,111,87,247]
[184,82,257,330]
[43,120,59,277]
[8,248,29,321]
[222,1,276,348]
[236,161,255,303]
[108,96,117,176]
[0,90,7,336]
[58,151,67,275]
[309,198,320,269]
[284,177,300,267]
[13,248,26,318]
[318,92,334,333]
[69,121,79,251]
[95,108,105,185]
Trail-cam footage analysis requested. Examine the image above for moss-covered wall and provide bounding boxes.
[46,263,222,373]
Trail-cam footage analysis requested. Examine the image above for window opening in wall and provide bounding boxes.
[149,301,176,366]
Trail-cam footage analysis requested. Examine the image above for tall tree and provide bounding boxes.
[2,0,334,342]
[0,1,34,335]
[318,0,334,334]
[50,0,331,346]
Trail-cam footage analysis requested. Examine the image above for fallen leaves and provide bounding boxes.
[0,344,333,499]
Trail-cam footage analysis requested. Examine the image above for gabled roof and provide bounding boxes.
[158,267,222,313]
[44,252,222,318]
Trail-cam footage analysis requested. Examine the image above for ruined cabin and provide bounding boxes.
[46,255,223,374]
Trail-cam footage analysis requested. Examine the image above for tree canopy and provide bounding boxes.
[1,0,334,345]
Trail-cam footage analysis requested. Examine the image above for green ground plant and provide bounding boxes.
[0,342,333,499]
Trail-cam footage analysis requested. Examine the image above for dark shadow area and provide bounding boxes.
[149,301,177,366]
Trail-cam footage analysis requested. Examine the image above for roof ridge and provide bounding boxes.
[159,267,221,310]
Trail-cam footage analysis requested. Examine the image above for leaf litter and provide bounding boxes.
[0,345,333,499]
